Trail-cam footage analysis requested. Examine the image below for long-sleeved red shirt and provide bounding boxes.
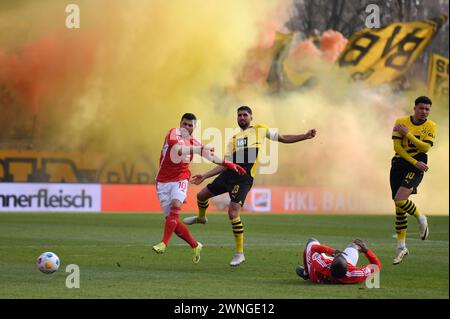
[307,244,382,284]
[155,128,200,182]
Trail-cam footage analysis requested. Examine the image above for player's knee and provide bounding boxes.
[228,211,239,219]
[228,204,241,219]
[394,187,412,202]
[197,190,209,201]
[170,199,182,208]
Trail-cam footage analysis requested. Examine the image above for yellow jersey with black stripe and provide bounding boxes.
[225,123,277,178]
[392,115,436,165]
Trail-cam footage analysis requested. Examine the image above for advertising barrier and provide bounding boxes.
[1,183,384,214]
[0,183,101,212]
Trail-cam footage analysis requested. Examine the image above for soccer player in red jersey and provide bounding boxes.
[152,113,245,263]
[295,238,382,284]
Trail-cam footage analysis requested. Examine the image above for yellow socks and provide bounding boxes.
[395,205,407,248]
[197,199,209,219]
[231,217,244,253]
[396,199,422,219]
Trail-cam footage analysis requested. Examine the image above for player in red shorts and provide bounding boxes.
[296,238,382,284]
[152,113,245,263]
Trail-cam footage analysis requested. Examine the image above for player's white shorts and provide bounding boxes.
[342,245,359,266]
[305,240,359,273]
[156,180,189,217]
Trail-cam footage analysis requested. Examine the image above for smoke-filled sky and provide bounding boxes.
[0,0,448,214]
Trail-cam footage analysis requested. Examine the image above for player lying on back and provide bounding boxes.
[295,238,382,284]
[152,113,245,264]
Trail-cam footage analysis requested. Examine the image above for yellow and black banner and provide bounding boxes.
[427,53,449,98]
[0,150,153,184]
[339,15,448,85]
[266,32,294,92]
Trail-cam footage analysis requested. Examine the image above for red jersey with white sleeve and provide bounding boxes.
[156,128,201,183]
[308,244,382,284]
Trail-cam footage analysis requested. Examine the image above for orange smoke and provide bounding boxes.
[284,39,321,73]
[320,30,348,61]
[285,30,348,73]
[0,31,97,113]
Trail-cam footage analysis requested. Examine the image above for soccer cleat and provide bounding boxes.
[183,216,208,225]
[295,265,309,280]
[392,247,409,265]
[193,242,203,264]
[152,242,166,254]
[230,253,245,267]
[419,216,429,240]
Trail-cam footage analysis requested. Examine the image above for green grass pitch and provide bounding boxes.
[0,212,447,299]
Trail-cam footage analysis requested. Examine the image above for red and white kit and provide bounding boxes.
[303,240,382,284]
[155,128,201,215]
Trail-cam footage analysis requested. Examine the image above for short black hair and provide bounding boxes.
[330,255,348,279]
[415,96,432,106]
[181,113,197,121]
[237,105,252,115]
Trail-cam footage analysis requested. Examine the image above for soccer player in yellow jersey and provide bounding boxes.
[390,96,436,265]
[184,106,316,266]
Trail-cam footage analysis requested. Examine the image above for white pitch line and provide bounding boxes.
[390,234,449,244]
[0,239,448,250]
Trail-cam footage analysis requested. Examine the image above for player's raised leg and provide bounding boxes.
[228,202,245,267]
[174,220,203,263]
[183,187,215,225]
[396,197,428,240]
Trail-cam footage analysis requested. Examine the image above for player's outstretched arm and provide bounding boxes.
[198,148,246,175]
[190,165,227,185]
[191,158,247,185]
[277,129,316,144]
[175,144,212,157]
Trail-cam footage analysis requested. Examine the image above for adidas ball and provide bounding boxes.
[36,252,60,274]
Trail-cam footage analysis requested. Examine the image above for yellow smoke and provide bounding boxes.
[0,0,447,215]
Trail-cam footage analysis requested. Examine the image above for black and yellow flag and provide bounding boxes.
[236,32,293,91]
[339,15,448,85]
[427,53,449,98]
[266,32,294,92]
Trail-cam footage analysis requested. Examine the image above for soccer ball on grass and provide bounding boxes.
[36,252,60,274]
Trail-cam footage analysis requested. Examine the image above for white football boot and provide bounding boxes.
[392,247,409,265]
[230,253,246,267]
[183,216,208,225]
[418,215,429,240]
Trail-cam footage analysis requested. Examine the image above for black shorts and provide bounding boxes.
[207,171,254,206]
[390,158,424,199]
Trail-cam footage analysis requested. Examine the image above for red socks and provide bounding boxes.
[162,206,197,248]
[162,208,179,245]
[175,222,197,248]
